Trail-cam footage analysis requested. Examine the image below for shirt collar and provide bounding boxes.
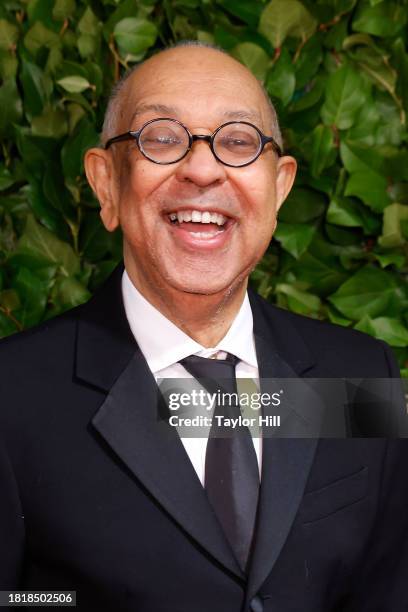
[122,270,257,374]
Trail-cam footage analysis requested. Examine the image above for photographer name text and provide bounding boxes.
[168,414,281,428]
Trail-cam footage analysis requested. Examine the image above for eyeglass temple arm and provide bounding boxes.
[263,136,283,157]
[104,132,137,150]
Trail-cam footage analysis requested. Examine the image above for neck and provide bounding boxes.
[124,264,247,348]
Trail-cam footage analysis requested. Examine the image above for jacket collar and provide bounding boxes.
[75,264,136,391]
[248,288,316,378]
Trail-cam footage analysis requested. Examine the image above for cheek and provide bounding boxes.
[118,161,170,228]
[122,161,158,201]
[234,169,278,232]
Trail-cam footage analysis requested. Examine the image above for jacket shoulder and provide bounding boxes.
[0,306,80,353]
[250,290,398,377]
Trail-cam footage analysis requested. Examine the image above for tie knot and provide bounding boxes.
[179,353,239,396]
[179,353,238,374]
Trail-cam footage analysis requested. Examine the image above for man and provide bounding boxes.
[0,42,407,611]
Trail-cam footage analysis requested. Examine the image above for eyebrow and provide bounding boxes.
[130,104,178,123]
[130,104,264,128]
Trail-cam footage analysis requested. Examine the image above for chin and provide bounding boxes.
[167,271,245,297]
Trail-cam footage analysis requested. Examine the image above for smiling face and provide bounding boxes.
[85,46,296,303]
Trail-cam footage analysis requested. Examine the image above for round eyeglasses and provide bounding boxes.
[104,117,282,167]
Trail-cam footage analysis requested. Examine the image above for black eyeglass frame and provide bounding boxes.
[104,117,283,167]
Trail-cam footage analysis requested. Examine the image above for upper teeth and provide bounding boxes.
[169,210,227,226]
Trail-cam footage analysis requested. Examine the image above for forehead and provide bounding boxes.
[121,48,270,130]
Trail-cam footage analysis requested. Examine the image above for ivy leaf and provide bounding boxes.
[274,222,317,258]
[77,34,97,59]
[20,61,52,118]
[51,276,91,310]
[31,107,68,138]
[345,99,381,145]
[58,59,89,80]
[113,18,157,60]
[11,266,49,329]
[331,0,358,14]
[276,283,321,315]
[27,0,57,30]
[0,312,19,337]
[392,38,408,119]
[0,19,18,50]
[294,37,323,90]
[344,170,390,212]
[217,0,263,28]
[231,43,270,81]
[0,49,18,80]
[340,140,384,175]
[266,48,295,106]
[355,315,408,347]
[24,21,60,55]
[374,253,406,269]
[327,197,364,227]
[21,179,67,236]
[61,118,99,185]
[78,7,100,35]
[375,94,404,146]
[259,0,317,48]
[321,63,366,129]
[352,1,407,37]
[278,187,326,223]
[43,161,75,219]
[0,78,22,137]
[379,203,408,248]
[57,75,91,93]
[0,289,20,312]
[52,0,76,21]
[326,304,353,327]
[328,266,398,319]
[289,75,325,112]
[17,215,80,277]
[0,165,14,191]
[351,46,397,97]
[310,124,335,177]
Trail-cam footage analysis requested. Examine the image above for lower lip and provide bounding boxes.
[166,219,234,251]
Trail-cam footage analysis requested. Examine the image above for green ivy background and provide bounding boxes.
[0,0,407,374]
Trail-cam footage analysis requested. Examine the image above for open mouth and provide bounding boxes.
[166,209,232,239]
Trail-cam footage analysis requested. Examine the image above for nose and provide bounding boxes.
[174,137,227,187]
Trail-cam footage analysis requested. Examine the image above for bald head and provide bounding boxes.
[101,42,282,148]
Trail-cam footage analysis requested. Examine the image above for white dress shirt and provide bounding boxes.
[122,270,261,484]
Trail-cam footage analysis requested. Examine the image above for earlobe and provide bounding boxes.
[84,148,120,232]
[275,155,297,213]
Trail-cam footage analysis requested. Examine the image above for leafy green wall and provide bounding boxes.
[0,0,407,374]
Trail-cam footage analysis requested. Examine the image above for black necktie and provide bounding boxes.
[179,354,259,572]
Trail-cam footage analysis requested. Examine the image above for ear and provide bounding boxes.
[84,148,119,232]
[275,155,297,214]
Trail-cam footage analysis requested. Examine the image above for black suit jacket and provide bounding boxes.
[1,265,407,611]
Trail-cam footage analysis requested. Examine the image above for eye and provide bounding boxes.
[215,129,259,153]
[219,135,253,147]
[142,129,184,148]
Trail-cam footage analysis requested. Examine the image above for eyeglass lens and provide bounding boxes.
[139,120,189,163]
[213,124,261,165]
[138,120,262,166]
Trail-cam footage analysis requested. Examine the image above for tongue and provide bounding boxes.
[178,222,222,232]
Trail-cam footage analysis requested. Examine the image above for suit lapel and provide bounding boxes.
[75,265,243,580]
[245,291,321,601]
